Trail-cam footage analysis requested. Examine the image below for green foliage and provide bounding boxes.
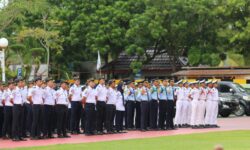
[1,0,250,80]
[188,47,201,66]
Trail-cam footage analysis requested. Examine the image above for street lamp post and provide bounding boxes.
[0,38,9,82]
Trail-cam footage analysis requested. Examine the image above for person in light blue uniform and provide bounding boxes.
[149,79,159,130]
[124,81,137,130]
[139,80,151,131]
[166,79,176,130]
[158,79,168,130]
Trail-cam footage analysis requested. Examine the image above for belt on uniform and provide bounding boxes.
[159,99,167,101]
[151,99,158,101]
[127,100,136,102]
[14,104,22,106]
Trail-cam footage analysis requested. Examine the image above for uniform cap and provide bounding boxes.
[206,80,212,84]
[34,76,42,82]
[199,80,206,84]
[176,79,183,84]
[45,77,54,83]
[212,80,218,84]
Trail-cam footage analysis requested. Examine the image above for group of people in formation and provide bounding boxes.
[0,76,219,141]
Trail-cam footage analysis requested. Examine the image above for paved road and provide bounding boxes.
[0,117,249,149]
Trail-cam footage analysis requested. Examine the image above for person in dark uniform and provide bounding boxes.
[95,78,107,134]
[0,83,4,138]
[12,78,26,141]
[2,81,14,139]
[105,80,117,134]
[69,77,82,134]
[25,81,34,136]
[28,77,44,140]
[149,79,159,130]
[54,81,71,138]
[140,81,151,131]
[166,80,176,130]
[82,79,97,136]
[42,78,56,138]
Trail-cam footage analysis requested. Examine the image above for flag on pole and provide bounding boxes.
[96,50,101,71]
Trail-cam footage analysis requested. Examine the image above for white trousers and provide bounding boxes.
[175,100,189,125]
[190,99,199,126]
[187,101,192,125]
[205,101,219,125]
[197,100,206,125]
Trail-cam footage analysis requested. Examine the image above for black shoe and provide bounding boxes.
[96,131,104,135]
[85,133,94,136]
[141,129,147,132]
[63,135,71,138]
[58,135,64,138]
[30,137,39,140]
[12,137,20,141]
[2,136,9,140]
[48,135,55,138]
[19,137,27,141]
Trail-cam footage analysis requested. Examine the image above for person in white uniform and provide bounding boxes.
[205,80,214,127]
[197,80,207,128]
[12,78,26,141]
[211,80,219,128]
[106,80,117,134]
[115,81,125,133]
[174,80,185,128]
[55,81,70,138]
[189,81,200,129]
[182,81,191,127]
[69,77,82,134]
[0,83,4,138]
[82,78,97,136]
[2,80,15,139]
[28,77,44,140]
[42,78,56,138]
[95,78,108,134]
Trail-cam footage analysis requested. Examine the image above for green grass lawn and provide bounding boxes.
[14,130,250,150]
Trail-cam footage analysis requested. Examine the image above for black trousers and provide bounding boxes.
[31,104,42,138]
[80,108,85,130]
[166,100,175,129]
[0,107,4,137]
[24,103,32,134]
[150,100,158,129]
[12,104,24,138]
[84,103,95,134]
[115,111,124,131]
[70,101,82,132]
[2,106,12,137]
[140,101,149,130]
[105,104,115,132]
[126,101,136,129]
[135,101,141,129]
[96,101,106,132]
[43,105,54,137]
[66,108,71,131]
[56,105,67,136]
[158,100,167,129]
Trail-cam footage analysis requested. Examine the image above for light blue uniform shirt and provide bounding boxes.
[140,86,151,101]
[159,85,167,100]
[166,86,175,100]
[125,87,137,101]
[150,85,158,100]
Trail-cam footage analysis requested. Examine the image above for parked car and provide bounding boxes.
[218,81,250,116]
[218,94,239,117]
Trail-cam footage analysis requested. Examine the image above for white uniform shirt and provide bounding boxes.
[190,88,200,101]
[199,87,207,100]
[55,88,69,105]
[69,84,82,101]
[96,84,108,101]
[206,87,214,101]
[183,87,191,101]
[175,87,185,101]
[12,86,24,105]
[21,87,29,104]
[116,91,125,111]
[82,86,97,104]
[107,87,117,105]
[28,86,44,105]
[43,86,56,105]
[0,90,3,107]
[2,89,14,106]
[212,87,219,101]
